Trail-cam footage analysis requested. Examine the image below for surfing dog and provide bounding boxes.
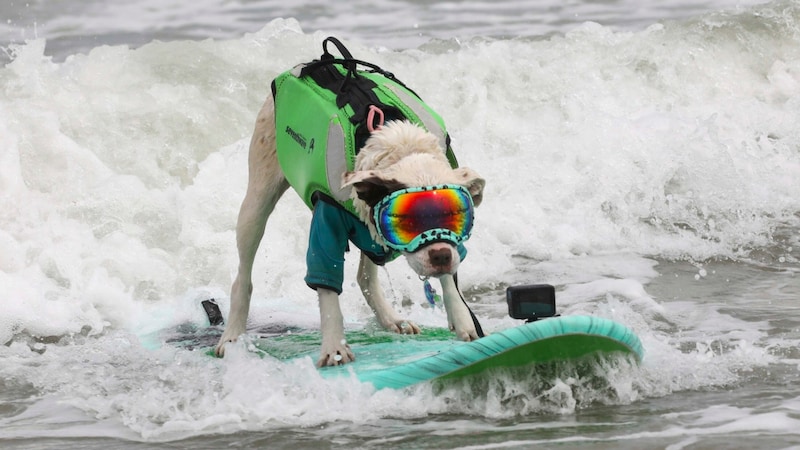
[215,73,485,367]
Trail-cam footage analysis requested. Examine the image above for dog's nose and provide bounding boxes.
[428,248,452,267]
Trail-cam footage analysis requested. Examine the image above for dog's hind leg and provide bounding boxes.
[357,253,421,335]
[440,274,479,341]
[216,97,289,357]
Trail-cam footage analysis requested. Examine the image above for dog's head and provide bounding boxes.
[342,121,485,277]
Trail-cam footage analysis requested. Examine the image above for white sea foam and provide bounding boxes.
[1,2,799,442]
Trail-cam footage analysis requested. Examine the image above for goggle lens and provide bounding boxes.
[375,185,474,252]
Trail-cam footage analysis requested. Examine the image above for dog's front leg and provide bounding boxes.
[357,253,420,335]
[317,288,356,366]
[440,274,479,341]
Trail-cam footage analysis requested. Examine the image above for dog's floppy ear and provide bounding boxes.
[454,167,486,207]
[342,170,406,207]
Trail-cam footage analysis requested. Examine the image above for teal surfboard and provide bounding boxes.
[232,315,644,390]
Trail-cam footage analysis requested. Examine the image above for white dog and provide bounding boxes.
[215,49,485,366]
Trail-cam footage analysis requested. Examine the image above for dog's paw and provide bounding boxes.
[317,340,356,367]
[214,336,237,357]
[384,319,421,335]
[213,341,228,357]
[446,302,479,341]
[450,323,480,342]
[214,327,245,357]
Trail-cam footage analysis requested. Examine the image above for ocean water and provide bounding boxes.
[1,0,800,448]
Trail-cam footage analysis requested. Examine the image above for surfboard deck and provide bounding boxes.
[194,315,644,390]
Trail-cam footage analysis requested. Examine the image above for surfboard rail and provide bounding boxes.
[349,315,643,389]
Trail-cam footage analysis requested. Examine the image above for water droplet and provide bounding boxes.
[333,354,343,361]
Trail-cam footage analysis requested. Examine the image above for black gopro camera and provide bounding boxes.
[506,284,557,322]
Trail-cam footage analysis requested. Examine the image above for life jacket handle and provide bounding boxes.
[301,37,422,99]
[366,105,385,132]
[322,36,355,66]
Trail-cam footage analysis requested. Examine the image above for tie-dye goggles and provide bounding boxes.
[373,184,475,253]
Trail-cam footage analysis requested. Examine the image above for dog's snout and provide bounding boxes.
[429,247,453,267]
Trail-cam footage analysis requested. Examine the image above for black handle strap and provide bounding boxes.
[453,273,485,338]
[322,37,354,63]
[298,37,421,100]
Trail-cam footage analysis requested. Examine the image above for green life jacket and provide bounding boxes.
[272,37,459,216]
